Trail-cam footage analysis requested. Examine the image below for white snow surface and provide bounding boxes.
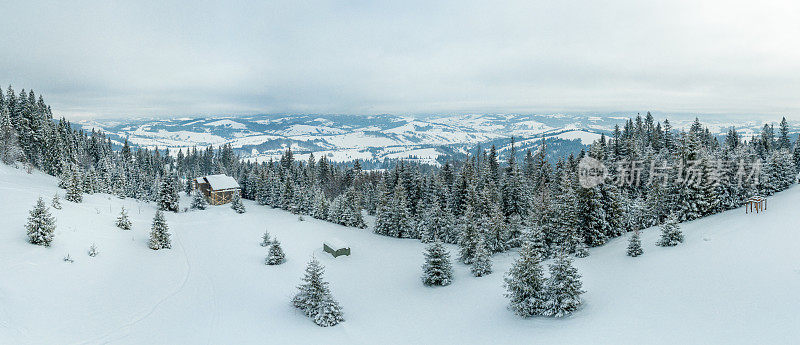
[1,164,799,344]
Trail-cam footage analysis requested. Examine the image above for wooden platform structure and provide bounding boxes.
[193,174,241,205]
[745,196,766,214]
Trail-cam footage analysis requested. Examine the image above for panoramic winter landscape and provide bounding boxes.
[2,1,800,344]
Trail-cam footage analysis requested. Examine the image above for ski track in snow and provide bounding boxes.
[75,220,194,345]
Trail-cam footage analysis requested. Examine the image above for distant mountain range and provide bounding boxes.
[76,113,794,168]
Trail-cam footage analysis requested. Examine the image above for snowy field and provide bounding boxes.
[1,164,799,344]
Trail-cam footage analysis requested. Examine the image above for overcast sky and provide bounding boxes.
[1,0,799,119]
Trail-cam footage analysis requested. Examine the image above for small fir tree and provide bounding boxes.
[26,197,56,246]
[292,257,344,327]
[260,229,273,247]
[190,191,207,210]
[266,240,286,265]
[231,192,246,213]
[657,214,683,247]
[148,210,172,250]
[471,236,493,277]
[542,251,585,317]
[627,230,644,257]
[421,240,454,286]
[116,207,132,230]
[87,243,99,257]
[504,242,546,317]
[51,193,62,210]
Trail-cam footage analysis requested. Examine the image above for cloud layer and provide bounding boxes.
[1,0,799,119]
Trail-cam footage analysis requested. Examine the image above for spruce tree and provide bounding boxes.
[0,107,23,164]
[231,192,246,213]
[627,230,643,257]
[542,251,585,317]
[148,210,172,250]
[65,169,83,203]
[656,214,683,247]
[26,197,55,246]
[266,240,286,265]
[458,205,481,264]
[190,191,207,210]
[422,240,454,286]
[292,257,344,327]
[116,207,132,230]
[51,193,61,210]
[471,236,493,277]
[157,175,179,212]
[504,242,546,317]
[260,229,273,247]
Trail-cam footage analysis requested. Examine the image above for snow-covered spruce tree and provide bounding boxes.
[231,192,246,213]
[504,242,546,317]
[627,230,643,257]
[87,243,99,257]
[292,257,344,327]
[51,193,62,210]
[573,242,590,258]
[65,169,83,203]
[458,205,481,264]
[157,174,180,212]
[266,240,286,265]
[148,210,172,250]
[190,191,207,210]
[656,214,683,247]
[421,240,453,286]
[26,197,56,246]
[260,229,273,247]
[471,236,493,277]
[116,207,132,230]
[374,183,413,238]
[0,107,24,165]
[542,251,585,317]
[524,224,549,259]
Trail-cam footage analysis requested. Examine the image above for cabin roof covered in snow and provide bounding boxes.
[203,174,240,191]
[324,238,348,249]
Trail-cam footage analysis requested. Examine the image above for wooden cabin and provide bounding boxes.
[193,174,241,205]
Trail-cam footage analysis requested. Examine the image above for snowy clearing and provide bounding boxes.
[1,164,799,344]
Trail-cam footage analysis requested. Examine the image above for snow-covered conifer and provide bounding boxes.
[292,257,344,327]
[65,169,83,203]
[542,251,585,317]
[471,236,493,277]
[231,192,246,213]
[51,193,61,210]
[656,214,683,247]
[421,240,453,286]
[190,191,207,210]
[458,205,481,264]
[116,207,132,230]
[627,230,643,257]
[266,240,286,265]
[260,229,273,247]
[157,174,179,212]
[26,197,55,246]
[87,243,99,257]
[148,210,171,250]
[504,242,546,317]
[573,242,590,258]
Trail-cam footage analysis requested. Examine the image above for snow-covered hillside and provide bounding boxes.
[77,114,618,166]
[1,164,799,344]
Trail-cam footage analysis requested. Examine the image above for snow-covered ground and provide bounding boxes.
[1,164,799,344]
